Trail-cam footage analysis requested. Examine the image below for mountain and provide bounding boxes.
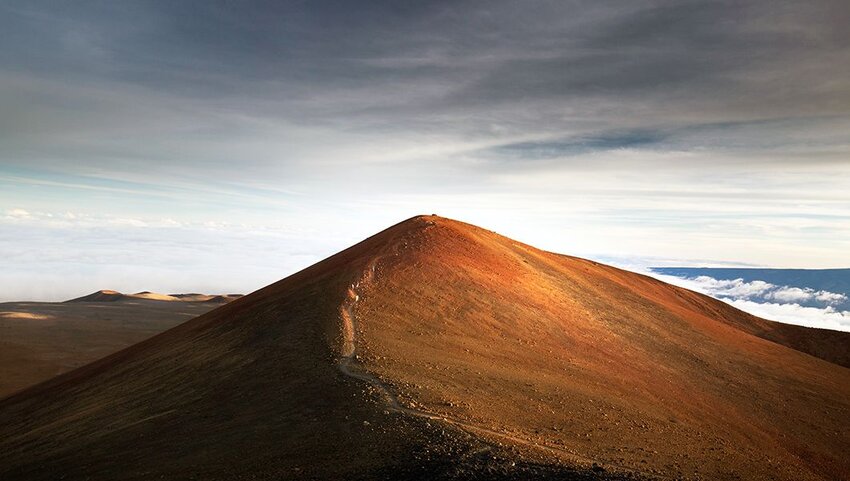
[64,289,128,302]
[1,216,848,480]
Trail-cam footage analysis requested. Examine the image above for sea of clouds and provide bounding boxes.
[646,273,850,332]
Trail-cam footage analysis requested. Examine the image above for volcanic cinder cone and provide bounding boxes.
[1,216,848,480]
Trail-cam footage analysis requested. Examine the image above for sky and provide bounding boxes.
[2,1,850,327]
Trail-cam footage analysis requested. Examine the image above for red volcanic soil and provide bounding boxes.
[0,216,848,480]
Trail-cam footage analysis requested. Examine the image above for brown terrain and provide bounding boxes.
[0,291,241,397]
[0,215,848,480]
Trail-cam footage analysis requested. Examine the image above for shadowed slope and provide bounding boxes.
[0,219,423,480]
[0,298,222,397]
[1,216,848,480]
[0,220,399,479]
[700,309,850,368]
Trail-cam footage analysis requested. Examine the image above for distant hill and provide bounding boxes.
[66,290,243,303]
[1,216,848,480]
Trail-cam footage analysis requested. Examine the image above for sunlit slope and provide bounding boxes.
[354,216,850,480]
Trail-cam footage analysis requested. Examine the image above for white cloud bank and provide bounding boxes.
[0,208,352,302]
[646,272,850,332]
[724,299,850,332]
[685,276,848,306]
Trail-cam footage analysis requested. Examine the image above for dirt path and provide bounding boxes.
[337,252,666,480]
[338,257,418,415]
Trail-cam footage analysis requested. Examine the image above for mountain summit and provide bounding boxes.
[1,216,848,480]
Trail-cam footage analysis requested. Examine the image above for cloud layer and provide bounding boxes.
[0,207,347,302]
[685,276,848,306]
[647,271,850,332]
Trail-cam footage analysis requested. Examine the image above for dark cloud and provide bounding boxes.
[0,0,849,174]
[489,131,664,160]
